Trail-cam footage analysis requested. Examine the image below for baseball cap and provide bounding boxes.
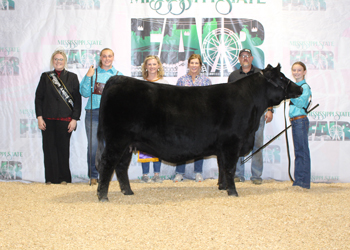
[239,48,252,56]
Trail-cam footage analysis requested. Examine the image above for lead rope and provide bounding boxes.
[284,100,294,182]
[89,70,95,186]
[242,104,319,177]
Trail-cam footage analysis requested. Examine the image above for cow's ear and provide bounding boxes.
[276,63,281,71]
[265,64,273,70]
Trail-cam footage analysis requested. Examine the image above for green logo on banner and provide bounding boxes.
[0,0,15,10]
[0,161,22,180]
[131,17,264,78]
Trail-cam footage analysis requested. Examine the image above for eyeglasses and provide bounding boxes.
[240,55,251,59]
[54,58,64,62]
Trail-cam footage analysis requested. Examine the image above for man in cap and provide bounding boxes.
[227,48,274,185]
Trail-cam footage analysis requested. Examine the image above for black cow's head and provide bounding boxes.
[261,63,302,100]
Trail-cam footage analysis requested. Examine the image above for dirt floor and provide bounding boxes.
[0,179,349,249]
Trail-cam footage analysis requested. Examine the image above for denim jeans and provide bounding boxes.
[176,159,203,174]
[235,114,265,181]
[291,117,311,189]
[85,108,99,179]
[142,161,161,175]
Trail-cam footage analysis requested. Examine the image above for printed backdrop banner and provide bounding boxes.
[0,0,349,183]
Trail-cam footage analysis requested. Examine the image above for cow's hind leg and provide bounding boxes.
[97,151,114,202]
[217,156,227,190]
[114,149,133,195]
[97,144,132,201]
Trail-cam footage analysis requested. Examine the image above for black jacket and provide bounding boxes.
[227,64,261,83]
[35,69,82,120]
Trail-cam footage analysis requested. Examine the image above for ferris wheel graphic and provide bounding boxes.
[202,28,242,73]
[329,124,343,141]
[81,52,96,68]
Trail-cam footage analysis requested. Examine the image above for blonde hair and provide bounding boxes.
[50,50,67,70]
[141,55,165,80]
[188,54,203,67]
[99,48,114,68]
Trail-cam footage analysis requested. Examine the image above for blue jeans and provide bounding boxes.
[176,159,203,174]
[85,108,99,179]
[291,117,311,189]
[142,161,161,175]
[235,114,265,181]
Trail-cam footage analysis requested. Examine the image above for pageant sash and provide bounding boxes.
[46,72,74,110]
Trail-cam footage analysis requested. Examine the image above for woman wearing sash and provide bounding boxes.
[35,50,82,185]
[138,55,168,183]
[79,48,123,185]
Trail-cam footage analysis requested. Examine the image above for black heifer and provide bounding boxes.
[95,64,302,201]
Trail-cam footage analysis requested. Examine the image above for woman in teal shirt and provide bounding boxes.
[79,48,123,185]
[289,61,312,189]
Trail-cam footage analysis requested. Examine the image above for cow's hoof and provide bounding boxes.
[218,183,227,190]
[98,197,109,202]
[227,189,238,197]
[122,189,134,195]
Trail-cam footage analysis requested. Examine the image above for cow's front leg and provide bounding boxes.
[226,167,238,196]
[218,149,239,196]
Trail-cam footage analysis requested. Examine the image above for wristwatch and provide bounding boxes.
[267,108,274,113]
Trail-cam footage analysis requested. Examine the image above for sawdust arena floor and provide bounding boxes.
[1,179,349,249]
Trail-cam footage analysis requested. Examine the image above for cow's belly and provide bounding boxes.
[135,139,216,164]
